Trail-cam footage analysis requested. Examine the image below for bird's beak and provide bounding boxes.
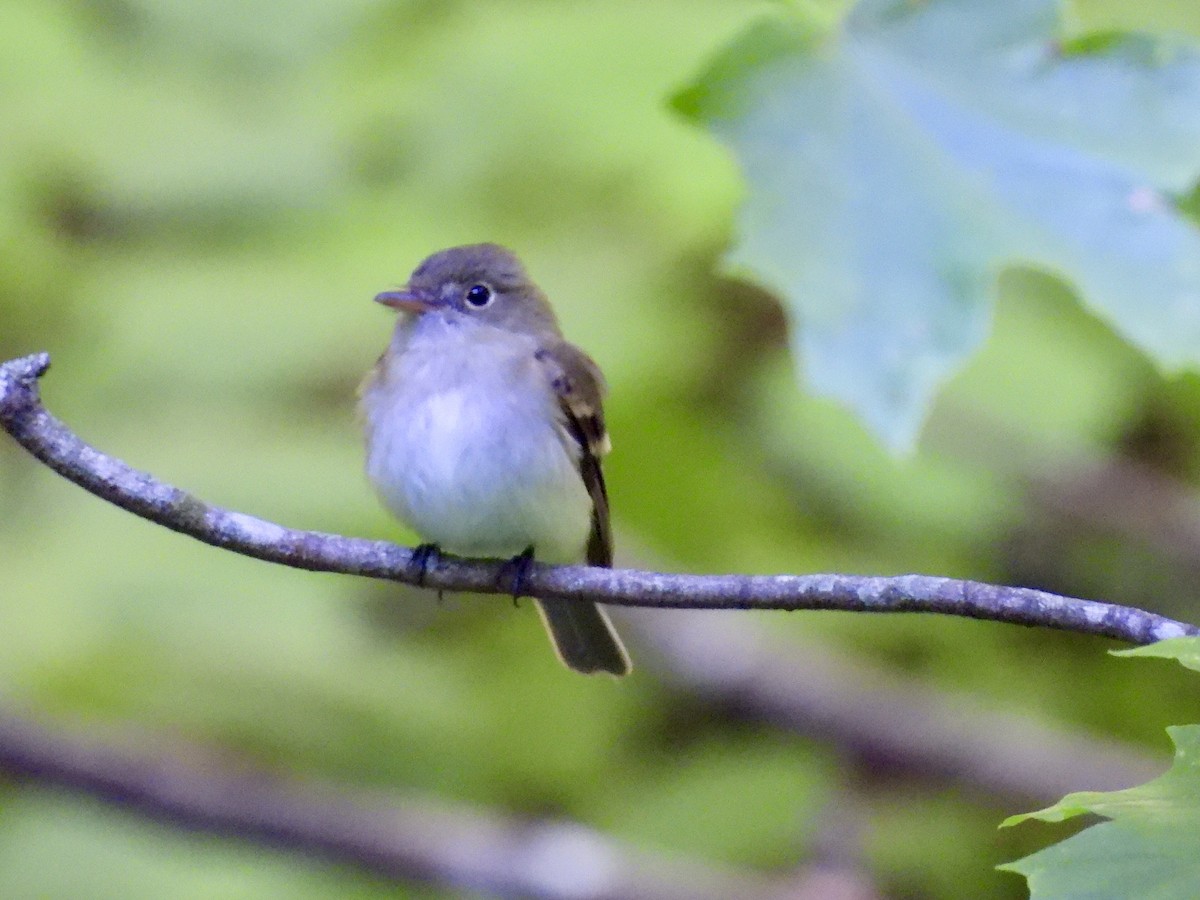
[374,289,435,313]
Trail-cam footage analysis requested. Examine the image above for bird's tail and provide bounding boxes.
[535,598,631,676]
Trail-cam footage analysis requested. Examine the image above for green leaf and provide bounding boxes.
[677,0,1200,451]
[1000,725,1200,897]
[1113,636,1200,673]
[1000,636,1200,899]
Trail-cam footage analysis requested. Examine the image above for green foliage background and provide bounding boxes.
[3,0,1200,896]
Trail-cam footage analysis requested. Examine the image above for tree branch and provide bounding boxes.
[2,352,1196,645]
[0,708,789,900]
[633,609,1165,803]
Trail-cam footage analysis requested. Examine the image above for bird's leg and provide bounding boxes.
[407,543,442,590]
[499,546,536,606]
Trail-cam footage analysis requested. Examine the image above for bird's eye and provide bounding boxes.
[464,284,493,308]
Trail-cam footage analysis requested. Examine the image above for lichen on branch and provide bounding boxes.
[1,352,1195,645]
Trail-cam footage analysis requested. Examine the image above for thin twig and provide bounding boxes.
[0,709,788,900]
[1,351,1196,644]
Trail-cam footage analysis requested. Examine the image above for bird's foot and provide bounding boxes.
[407,543,442,590]
[499,546,536,606]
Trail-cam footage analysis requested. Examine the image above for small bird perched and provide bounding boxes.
[360,244,631,676]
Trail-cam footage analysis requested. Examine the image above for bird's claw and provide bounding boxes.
[407,543,442,588]
[499,546,536,605]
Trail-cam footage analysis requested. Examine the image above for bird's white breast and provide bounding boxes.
[362,316,592,562]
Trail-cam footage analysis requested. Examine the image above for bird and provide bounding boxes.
[359,243,631,676]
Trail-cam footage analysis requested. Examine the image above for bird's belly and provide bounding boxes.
[366,387,592,562]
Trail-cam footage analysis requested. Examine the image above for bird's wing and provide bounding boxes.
[538,341,613,567]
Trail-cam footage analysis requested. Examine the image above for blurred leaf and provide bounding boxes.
[114,0,388,62]
[871,789,1030,900]
[596,736,829,866]
[1072,0,1200,39]
[677,0,1200,451]
[0,2,348,223]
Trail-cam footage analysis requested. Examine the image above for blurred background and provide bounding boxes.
[3,0,1200,897]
